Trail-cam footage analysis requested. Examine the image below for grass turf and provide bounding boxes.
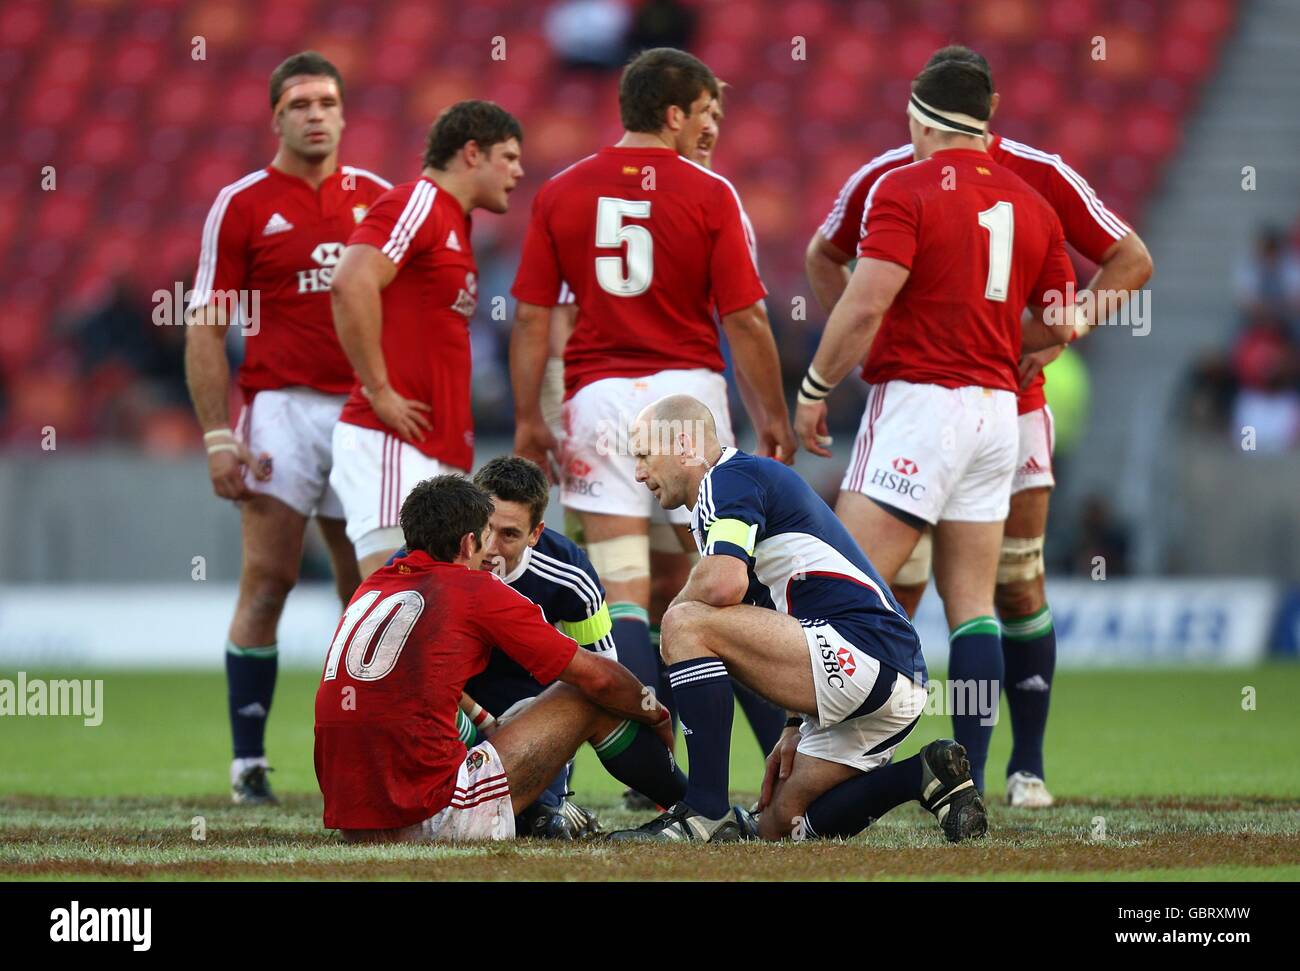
[1,665,1298,880]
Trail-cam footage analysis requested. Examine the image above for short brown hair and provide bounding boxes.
[911,60,992,123]
[400,475,494,563]
[422,100,523,171]
[269,51,343,109]
[473,456,549,529]
[619,47,720,133]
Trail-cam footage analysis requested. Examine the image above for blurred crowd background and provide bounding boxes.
[1,0,1298,585]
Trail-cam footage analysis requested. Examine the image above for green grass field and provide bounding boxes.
[3,665,1298,881]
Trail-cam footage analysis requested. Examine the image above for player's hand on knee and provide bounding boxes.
[367,384,432,443]
[757,725,800,811]
[513,419,559,482]
[794,401,833,459]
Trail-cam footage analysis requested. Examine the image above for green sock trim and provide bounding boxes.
[949,616,1000,641]
[649,625,661,648]
[1002,605,1054,641]
[608,602,649,625]
[226,640,278,659]
[593,720,637,759]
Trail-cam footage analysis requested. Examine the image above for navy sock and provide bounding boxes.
[610,605,658,695]
[1002,606,1056,780]
[947,617,1003,793]
[667,657,734,819]
[593,721,687,809]
[538,761,570,809]
[803,754,923,839]
[650,625,676,718]
[733,679,786,755]
[226,641,278,759]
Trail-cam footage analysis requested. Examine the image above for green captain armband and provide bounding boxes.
[560,602,612,647]
[705,518,758,556]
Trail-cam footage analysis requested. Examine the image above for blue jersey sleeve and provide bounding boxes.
[700,464,767,565]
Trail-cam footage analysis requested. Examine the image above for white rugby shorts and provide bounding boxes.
[798,620,926,773]
[1012,405,1056,494]
[330,422,463,558]
[421,741,515,841]
[234,387,346,519]
[560,369,735,525]
[840,380,1018,524]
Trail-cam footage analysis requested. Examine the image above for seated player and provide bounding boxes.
[433,455,615,836]
[314,475,685,842]
[610,395,988,843]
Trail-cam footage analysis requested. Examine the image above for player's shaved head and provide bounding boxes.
[631,395,722,511]
[643,394,719,444]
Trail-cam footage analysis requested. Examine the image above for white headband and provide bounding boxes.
[907,93,987,136]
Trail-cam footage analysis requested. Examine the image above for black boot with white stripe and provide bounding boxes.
[920,739,988,842]
[607,802,758,842]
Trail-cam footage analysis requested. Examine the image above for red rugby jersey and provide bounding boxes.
[339,177,478,469]
[857,148,1075,393]
[188,164,391,395]
[314,550,578,830]
[819,135,1130,412]
[511,146,766,399]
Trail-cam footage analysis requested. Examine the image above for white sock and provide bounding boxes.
[231,756,269,786]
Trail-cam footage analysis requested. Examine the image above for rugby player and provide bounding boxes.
[805,46,1153,804]
[540,94,786,807]
[793,59,1078,799]
[609,395,986,843]
[315,475,685,842]
[510,50,795,786]
[184,51,391,804]
[329,101,523,579]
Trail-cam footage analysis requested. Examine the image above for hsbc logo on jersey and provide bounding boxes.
[297,241,346,293]
[451,272,478,318]
[892,456,919,476]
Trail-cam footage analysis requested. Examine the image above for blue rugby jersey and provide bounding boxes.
[690,446,927,684]
[462,527,615,714]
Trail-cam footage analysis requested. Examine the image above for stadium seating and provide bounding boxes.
[0,0,1233,428]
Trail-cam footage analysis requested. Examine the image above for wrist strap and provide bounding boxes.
[207,443,240,456]
[799,364,834,404]
[203,428,234,442]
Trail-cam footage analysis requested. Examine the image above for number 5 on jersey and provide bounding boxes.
[595,196,653,296]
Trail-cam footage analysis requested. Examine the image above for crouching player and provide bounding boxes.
[314,475,685,842]
[611,396,987,843]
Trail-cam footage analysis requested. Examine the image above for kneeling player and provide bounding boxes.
[314,475,684,842]
[611,396,988,843]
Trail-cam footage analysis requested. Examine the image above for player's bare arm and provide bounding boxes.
[558,647,674,748]
[329,242,432,443]
[720,301,796,464]
[1018,230,1154,387]
[666,553,749,613]
[804,230,854,314]
[184,302,270,500]
[757,716,803,812]
[509,300,559,475]
[795,256,909,457]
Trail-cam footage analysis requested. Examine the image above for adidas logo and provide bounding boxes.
[262,212,294,236]
[445,229,461,251]
[1018,456,1047,476]
[1015,675,1051,692]
[236,702,268,718]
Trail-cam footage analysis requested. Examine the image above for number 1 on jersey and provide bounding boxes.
[977,201,1014,302]
[595,196,653,296]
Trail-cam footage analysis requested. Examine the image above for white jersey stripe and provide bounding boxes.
[189,169,270,309]
[859,157,928,242]
[996,138,1129,240]
[528,550,602,614]
[341,165,393,190]
[677,156,761,274]
[382,181,435,265]
[820,144,913,241]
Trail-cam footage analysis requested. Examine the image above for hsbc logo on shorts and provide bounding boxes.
[835,646,856,676]
[816,633,847,690]
[297,241,345,293]
[564,457,602,497]
[870,459,926,500]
